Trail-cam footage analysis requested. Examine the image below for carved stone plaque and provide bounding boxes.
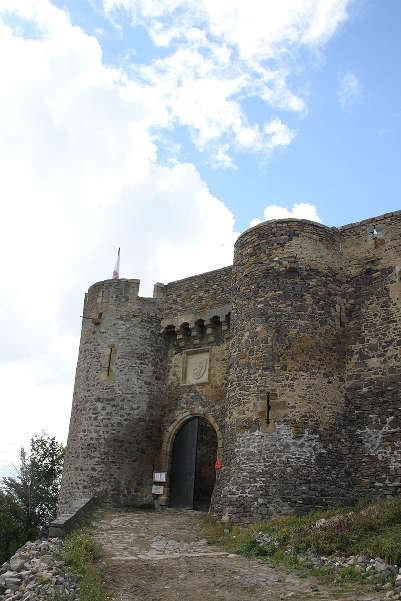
[184,351,209,385]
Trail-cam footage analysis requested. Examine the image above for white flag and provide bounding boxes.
[113,248,120,279]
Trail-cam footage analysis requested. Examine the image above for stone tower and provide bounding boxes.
[215,220,347,520]
[58,278,165,513]
[59,211,401,521]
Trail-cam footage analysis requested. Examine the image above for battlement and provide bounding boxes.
[87,278,141,304]
[338,208,401,231]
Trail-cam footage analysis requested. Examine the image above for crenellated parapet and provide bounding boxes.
[88,278,140,305]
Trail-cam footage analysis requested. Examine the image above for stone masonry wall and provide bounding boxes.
[160,266,232,317]
[158,328,228,508]
[153,267,232,509]
[59,210,400,522]
[58,279,165,513]
[339,212,401,498]
[215,220,351,522]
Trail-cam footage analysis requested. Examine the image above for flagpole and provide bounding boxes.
[113,247,120,279]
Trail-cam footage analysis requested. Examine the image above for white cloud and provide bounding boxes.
[103,0,351,163]
[338,71,361,108]
[264,119,296,148]
[0,0,238,473]
[105,0,349,58]
[0,0,348,473]
[250,202,322,227]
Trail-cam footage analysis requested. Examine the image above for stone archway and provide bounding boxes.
[159,408,223,509]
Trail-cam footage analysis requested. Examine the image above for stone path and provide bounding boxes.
[92,508,385,601]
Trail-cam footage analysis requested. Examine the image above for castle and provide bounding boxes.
[58,211,401,523]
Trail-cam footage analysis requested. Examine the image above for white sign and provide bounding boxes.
[152,484,164,495]
[153,472,166,482]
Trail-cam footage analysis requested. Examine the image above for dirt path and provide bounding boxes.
[92,508,384,601]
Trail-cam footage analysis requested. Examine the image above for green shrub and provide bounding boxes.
[209,496,401,573]
[337,566,365,582]
[62,530,108,601]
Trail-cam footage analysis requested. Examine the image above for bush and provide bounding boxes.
[63,530,108,601]
[211,496,401,566]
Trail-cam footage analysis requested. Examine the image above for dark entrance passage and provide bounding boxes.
[169,417,217,510]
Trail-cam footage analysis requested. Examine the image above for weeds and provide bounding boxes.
[205,496,401,585]
[62,530,108,601]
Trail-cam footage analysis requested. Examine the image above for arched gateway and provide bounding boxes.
[170,417,216,510]
[160,410,223,511]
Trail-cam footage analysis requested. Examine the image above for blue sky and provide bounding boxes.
[0,0,400,473]
[53,0,401,229]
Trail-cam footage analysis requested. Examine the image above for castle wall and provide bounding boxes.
[155,267,232,508]
[58,279,165,513]
[161,266,232,317]
[59,210,401,521]
[340,212,401,498]
[216,220,351,522]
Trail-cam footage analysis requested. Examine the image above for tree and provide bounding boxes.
[0,489,25,564]
[0,432,64,562]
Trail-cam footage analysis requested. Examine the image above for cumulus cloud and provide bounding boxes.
[0,0,238,472]
[0,0,347,472]
[264,119,296,148]
[104,0,350,57]
[250,203,322,227]
[338,72,361,108]
[103,0,351,163]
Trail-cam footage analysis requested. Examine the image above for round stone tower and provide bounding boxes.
[58,278,165,513]
[216,219,349,522]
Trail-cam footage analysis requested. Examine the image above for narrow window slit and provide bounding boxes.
[107,347,113,376]
[266,392,271,424]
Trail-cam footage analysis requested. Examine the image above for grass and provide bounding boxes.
[204,496,401,585]
[62,529,108,601]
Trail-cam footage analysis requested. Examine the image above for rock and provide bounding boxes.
[1,563,10,574]
[395,574,401,587]
[25,583,36,591]
[386,592,400,600]
[5,578,22,591]
[374,560,388,572]
[19,571,31,579]
[2,571,18,580]
[9,559,25,572]
[39,542,49,551]
[38,554,54,566]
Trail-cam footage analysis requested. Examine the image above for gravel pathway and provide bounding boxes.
[92,508,385,601]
